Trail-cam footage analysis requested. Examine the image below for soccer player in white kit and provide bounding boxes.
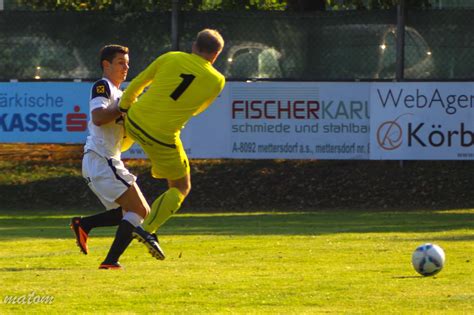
[70,45,164,269]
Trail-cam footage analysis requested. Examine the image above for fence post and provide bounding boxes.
[396,0,405,81]
[396,0,406,168]
[171,0,179,51]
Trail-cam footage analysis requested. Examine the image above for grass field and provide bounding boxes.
[0,209,472,314]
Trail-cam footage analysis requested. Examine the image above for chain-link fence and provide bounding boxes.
[0,11,170,80]
[1,8,474,81]
[407,9,474,79]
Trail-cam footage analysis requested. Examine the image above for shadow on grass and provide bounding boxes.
[0,210,473,240]
[402,234,474,242]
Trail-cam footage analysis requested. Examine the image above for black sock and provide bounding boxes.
[80,207,123,233]
[102,220,135,264]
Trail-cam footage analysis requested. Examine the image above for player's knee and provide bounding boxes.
[184,183,192,197]
[168,175,191,198]
[179,182,191,198]
[171,181,191,197]
[140,203,151,219]
[129,203,150,219]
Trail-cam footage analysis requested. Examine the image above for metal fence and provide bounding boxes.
[1,8,474,81]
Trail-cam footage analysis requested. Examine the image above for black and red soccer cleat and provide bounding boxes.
[98,262,123,270]
[70,217,89,255]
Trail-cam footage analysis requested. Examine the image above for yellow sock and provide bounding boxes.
[142,188,184,233]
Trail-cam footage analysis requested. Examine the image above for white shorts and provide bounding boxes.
[82,150,136,210]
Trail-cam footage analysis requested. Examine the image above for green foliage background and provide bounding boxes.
[10,0,431,11]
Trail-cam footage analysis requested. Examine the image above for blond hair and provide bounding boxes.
[195,29,224,54]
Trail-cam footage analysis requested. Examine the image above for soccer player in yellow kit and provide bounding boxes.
[119,29,225,251]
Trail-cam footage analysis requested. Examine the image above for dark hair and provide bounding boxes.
[195,29,224,54]
[99,44,129,70]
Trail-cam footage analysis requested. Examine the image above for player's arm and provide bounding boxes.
[119,57,160,112]
[90,81,122,126]
[91,101,122,126]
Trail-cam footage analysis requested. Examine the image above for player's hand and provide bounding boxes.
[115,98,128,113]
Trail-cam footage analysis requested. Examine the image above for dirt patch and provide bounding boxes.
[0,143,83,162]
[0,144,473,211]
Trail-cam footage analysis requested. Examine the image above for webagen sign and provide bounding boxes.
[371,83,474,160]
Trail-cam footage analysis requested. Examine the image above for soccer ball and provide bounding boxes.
[411,243,445,276]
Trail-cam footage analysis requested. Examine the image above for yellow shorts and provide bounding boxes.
[125,116,190,180]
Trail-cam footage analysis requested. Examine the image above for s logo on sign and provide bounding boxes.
[66,105,87,132]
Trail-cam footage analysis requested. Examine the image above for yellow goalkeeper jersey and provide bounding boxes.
[120,51,225,144]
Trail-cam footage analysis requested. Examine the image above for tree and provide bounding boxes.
[12,0,431,11]
[13,0,114,11]
[286,0,326,11]
[13,0,286,11]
